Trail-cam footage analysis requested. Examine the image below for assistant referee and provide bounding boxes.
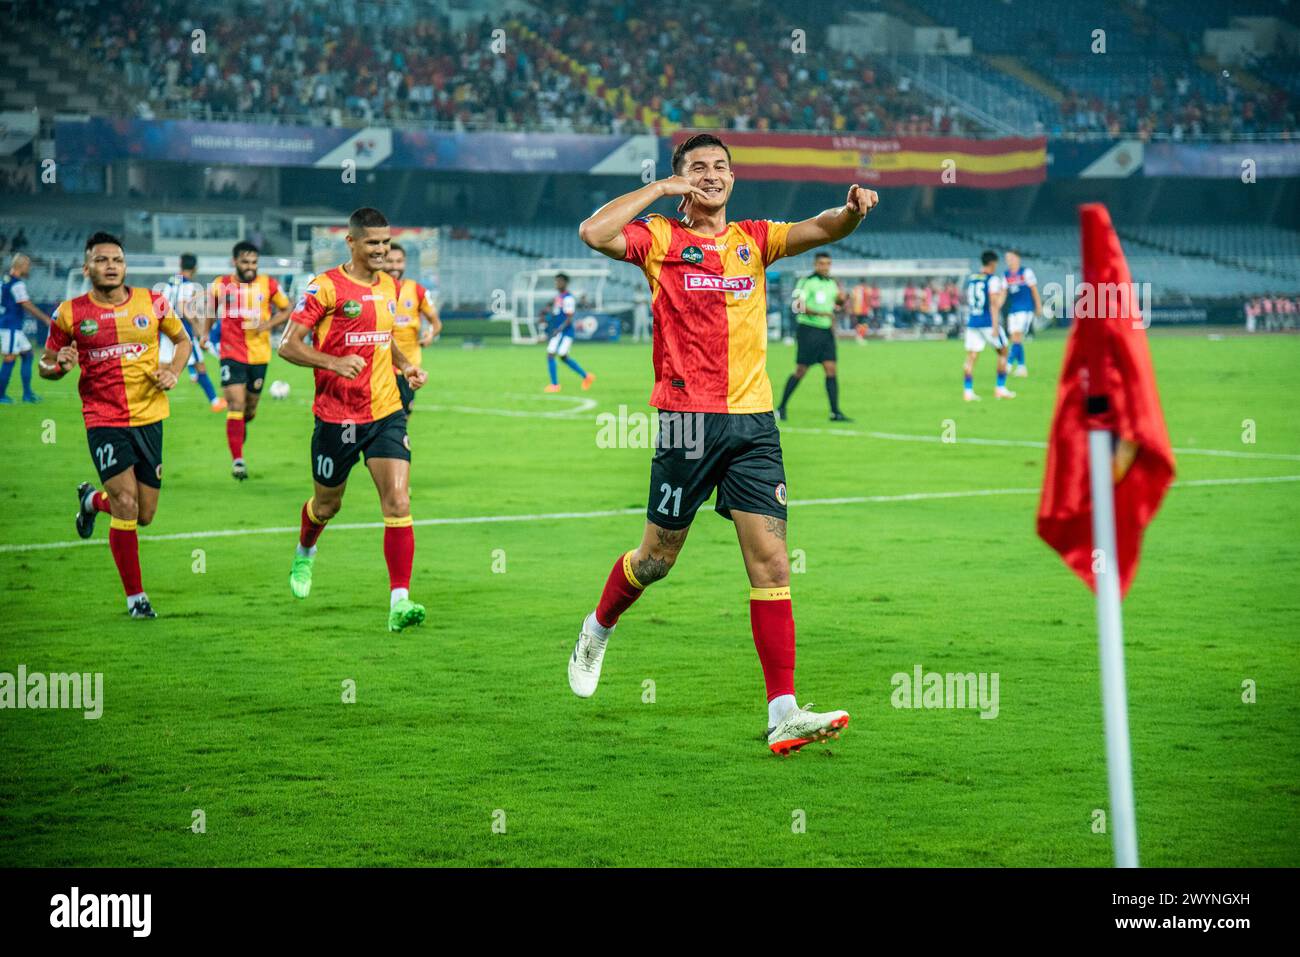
[776,251,850,422]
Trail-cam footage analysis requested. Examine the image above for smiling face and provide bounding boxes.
[348,226,392,275]
[385,246,407,281]
[84,242,126,294]
[677,144,734,212]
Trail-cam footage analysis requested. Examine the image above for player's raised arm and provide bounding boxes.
[578,177,708,260]
[784,184,879,258]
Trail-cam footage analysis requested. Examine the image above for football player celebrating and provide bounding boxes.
[201,241,291,480]
[384,241,441,414]
[568,133,878,756]
[279,208,429,633]
[40,232,191,618]
[963,251,1014,401]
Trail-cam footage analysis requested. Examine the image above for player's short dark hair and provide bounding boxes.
[232,240,259,259]
[672,133,731,175]
[981,250,999,266]
[555,272,569,283]
[389,241,405,255]
[180,253,197,271]
[814,251,832,260]
[348,207,389,236]
[1005,247,1020,257]
[84,231,123,255]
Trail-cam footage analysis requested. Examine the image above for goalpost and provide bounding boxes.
[498,263,612,344]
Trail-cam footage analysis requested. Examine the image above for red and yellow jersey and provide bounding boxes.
[47,287,184,428]
[289,265,402,424]
[622,214,791,413]
[392,277,429,368]
[210,274,290,364]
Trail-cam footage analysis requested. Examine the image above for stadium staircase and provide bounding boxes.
[0,18,143,114]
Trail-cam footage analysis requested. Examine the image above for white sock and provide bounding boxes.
[390,588,409,609]
[126,591,146,609]
[295,544,316,559]
[585,611,612,641]
[768,694,798,728]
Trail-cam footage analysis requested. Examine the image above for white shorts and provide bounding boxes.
[547,332,574,357]
[964,326,1007,353]
[1007,311,1034,335]
[0,329,32,355]
[158,332,201,368]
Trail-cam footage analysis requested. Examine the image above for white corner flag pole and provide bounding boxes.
[1087,428,1140,868]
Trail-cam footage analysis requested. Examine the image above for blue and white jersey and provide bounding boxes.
[0,274,30,331]
[160,272,203,336]
[964,271,1005,329]
[549,290,576,334]
[1004,266,1037,313]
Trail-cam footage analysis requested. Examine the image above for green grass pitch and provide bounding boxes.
[1,330,1297,867]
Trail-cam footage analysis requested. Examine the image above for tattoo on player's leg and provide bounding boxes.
[655,527,687,549]
[634,555,672,585]
[764,515,788,541]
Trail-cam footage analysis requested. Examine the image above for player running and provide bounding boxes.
[963,250,1015,402]
[278,207,429,633]
[384,241,441,414]
[542,273,595,393]
[0,253,53,405]
[40,232,191,618]
[201,241,291,480]
[158,252,226,413]
[568,132,878,756]
[776,251,850,422]
[1003,249,1040,378]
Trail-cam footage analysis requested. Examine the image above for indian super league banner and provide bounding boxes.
[55,117,657,175]
[310,226,439,300]
[680,131,1048,188]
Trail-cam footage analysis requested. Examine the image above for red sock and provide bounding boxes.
[92,491,111,513]
[750,587,796,702]
[383,518,415,590]
[108,518,143,595]
[226,411,245,459]
[299,499,327,549]
[595,551,645,628]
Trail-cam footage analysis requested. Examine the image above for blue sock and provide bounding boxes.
[194,369,217,402]
[997,370,1007,389]
[547,355,558,385]
[0,359,14,397]
[20,352,34,395]
[1015,342,1026,366]
[562,356,587,378]
[963,374,973,391]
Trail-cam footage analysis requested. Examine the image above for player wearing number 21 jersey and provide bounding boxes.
[567,133,879,756]
[278,207,430,633]
[40,232,193,619]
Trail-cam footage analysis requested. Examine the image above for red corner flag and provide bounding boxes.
[1037,203,1176,596]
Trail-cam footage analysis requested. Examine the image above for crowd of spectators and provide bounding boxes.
[1244,295,1300,330]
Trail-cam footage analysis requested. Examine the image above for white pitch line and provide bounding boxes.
[2,474,1296,554]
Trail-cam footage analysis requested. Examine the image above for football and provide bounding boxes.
[269,380,290,400]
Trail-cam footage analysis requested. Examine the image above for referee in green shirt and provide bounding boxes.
[777,251,850,422]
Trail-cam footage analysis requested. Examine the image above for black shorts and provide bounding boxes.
[796,323,837,365]
[220,359,267,393]
[396,373,415,415]
[647,411,787,530]
[86,421,164,489]
[310,410,410,487]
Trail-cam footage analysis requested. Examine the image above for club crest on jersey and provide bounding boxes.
[133,315,150,330]
[737,244,751,264]
[681,245,704,264]
[775,482,787,505]
[387,300,397,314]
[342,299,363,319]
[78,318,99,336]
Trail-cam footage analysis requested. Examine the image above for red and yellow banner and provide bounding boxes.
[674,132,1047,189]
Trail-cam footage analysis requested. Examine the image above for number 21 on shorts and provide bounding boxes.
[657,482,682,518]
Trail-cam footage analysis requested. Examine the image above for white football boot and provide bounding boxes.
[1013,366,1028,378]
[766,703,851,756]
[568,617,609,698]
[963,389,981,402]
[995,386,1017,399]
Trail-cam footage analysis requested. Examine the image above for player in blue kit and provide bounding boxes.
[963,250,1015,402]
[158,253,226,412]
[542,273,595,393]
[0,254,52,405]
[1003,249,1040,378]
